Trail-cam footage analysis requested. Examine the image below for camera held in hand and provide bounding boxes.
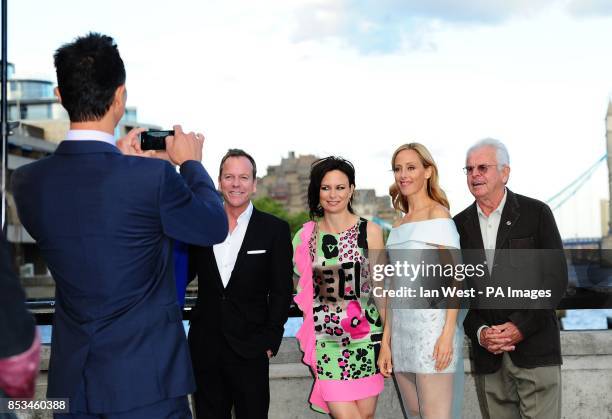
[140,129,174,150]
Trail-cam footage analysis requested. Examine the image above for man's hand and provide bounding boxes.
[266,349,273,359]
[116,127,151,157]
[165,125,204,166]
[490,322,524,347]
[116,127,176,163]
[480,326,516,354]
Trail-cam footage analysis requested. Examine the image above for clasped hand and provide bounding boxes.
[480,322,524,354]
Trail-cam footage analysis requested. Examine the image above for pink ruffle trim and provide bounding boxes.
[293,221,330,413]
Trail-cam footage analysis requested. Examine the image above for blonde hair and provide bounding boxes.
[389,143,449,213]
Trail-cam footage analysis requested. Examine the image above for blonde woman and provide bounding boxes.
[377,143,465,419]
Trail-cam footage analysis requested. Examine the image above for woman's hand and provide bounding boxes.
[433,328,454,372]
[377,342,393,378]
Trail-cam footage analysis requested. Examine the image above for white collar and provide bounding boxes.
[477,188,507,218]
[236,201,254,224]
[65,130,116,146]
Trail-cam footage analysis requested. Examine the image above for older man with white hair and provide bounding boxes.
[453,138,566,419]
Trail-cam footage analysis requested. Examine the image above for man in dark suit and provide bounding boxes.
[11,33,228,418]
[454,139,567,419]
[188,149,293,419]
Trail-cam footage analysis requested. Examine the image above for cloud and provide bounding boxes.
[378,0,557,24]
[291,0,602,54]
[566,0,612,17]
[291,0,438,53]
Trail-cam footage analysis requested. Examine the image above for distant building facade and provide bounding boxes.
[257,151,397,226]
[256,151,318,214]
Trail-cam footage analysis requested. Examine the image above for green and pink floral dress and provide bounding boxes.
[293,219,384,413]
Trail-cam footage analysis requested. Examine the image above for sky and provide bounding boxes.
[7,0,612,239]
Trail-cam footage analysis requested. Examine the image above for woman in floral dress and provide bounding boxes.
[293,156,385,419]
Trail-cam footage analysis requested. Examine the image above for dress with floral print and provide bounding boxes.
[296,218,383,382]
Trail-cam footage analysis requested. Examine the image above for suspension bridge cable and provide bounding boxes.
[546,154,606,210]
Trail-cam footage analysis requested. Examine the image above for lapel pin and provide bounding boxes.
[506,220,512,226]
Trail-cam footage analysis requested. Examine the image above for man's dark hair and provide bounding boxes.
[308,156,356,219]
[219,149,257,179]
[53,32,126,122]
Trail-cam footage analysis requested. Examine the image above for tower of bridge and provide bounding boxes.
[607,102,612,235]
[602,102,612,251]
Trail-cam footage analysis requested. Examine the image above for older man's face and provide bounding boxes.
[466,146,509,202]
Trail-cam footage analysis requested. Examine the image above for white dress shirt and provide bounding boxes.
[476,188,507,344]
[477,188,508,269]
[65,129,117,146]
[213,202,253,288]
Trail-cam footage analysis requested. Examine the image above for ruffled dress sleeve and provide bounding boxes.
[292,221,329,414]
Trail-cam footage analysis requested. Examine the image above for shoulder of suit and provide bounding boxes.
[13,155,53,175]
[252,208,290,229]
[453,204,473,223]
[510,191,552,216]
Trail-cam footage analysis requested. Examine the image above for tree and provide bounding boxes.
[253,196,288,219]
[253,196,310,238]
[287,211,311,237]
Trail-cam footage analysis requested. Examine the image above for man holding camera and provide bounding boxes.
[12,32,228,418]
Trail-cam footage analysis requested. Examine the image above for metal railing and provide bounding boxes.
[27,292,612,326]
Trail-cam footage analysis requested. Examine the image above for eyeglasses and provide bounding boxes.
[462,164,498,175]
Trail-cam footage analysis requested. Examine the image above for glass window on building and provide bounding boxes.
[8,80,54,101]
[22,104,52,120]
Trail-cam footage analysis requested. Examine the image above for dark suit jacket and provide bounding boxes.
[453,189,567,374]
[11,140,228,413]
[0,234,35,359]
[188,207,293,365]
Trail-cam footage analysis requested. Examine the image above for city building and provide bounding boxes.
[256,151,318,214]
[257,151,397,226]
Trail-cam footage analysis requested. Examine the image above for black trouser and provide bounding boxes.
[191,337,269,419]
